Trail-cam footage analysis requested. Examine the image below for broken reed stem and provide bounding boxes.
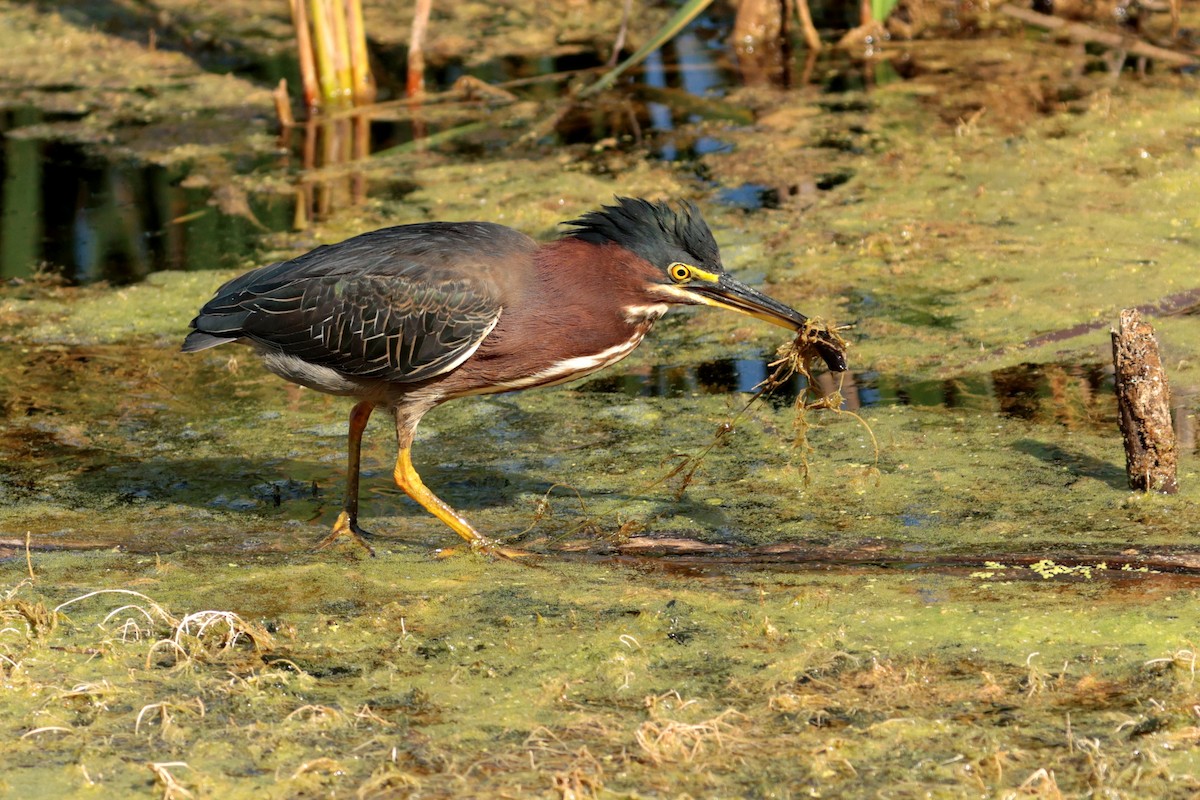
[999,5,1198,68]
[327,0,353,102]
[289,0,320,113]
[344,0,375,104]
[288,0,374,121]
[609,0,634,67]
[407,0,433,98]
[273,79,295,128]
[859,0,873,26]
[298,0,375,111]
[1111,308,1177,494]
[309,0,341,107]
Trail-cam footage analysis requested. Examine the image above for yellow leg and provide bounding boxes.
[315,400,377,555]
[393,446,529,559]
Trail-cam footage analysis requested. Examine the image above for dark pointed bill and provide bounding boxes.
[684,275,848,372]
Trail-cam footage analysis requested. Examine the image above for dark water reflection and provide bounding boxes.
[0,107,291,284]
[0,1,916,284]
[581,360,1121,428]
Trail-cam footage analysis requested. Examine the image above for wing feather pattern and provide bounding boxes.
[184,222,531,383]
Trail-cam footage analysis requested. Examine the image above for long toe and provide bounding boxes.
[315,511,378,557]
[434,539,539,563]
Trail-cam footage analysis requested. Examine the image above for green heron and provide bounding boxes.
[183,197,845,554]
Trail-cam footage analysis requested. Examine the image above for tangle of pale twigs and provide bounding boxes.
[529,319,873,543]
[643,318,873,497]
[766,320,878,484]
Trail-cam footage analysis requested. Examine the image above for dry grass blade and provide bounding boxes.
[1012,766,1063,799]
[148,761,193,800]
[135,698,206,740]
[147,610,274,668]
[634,692,747,766]
[290,756,345,779]
[551,746,604,800]
[634,707,747,765]
[55,589,178,630]
[1144,648,1197,685]
[20,725,74,739]
[175,610,273,651]
[285,703,348,727]
[1,598,56,638]
[356,764,421,798]
[523,726,607,799]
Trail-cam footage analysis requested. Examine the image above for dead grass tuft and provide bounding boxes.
[1008,766,1063,799]
[147,609,274,668]
[289,756,346,779]
[524,726,607,799]
[767,690,836,727]
[1145,648,1197,686]
[135,698,206,742]
[551,747,604,800]
[634,692,747,766]
[148,761,193,800]
[284,703,349,728]
[1,598,56,638]
[54,588,178,652]
[356,763,421,799]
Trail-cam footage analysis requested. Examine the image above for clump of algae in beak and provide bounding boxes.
[765,320,878,484]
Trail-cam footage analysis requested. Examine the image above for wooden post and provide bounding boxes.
[1111,309,1178,493]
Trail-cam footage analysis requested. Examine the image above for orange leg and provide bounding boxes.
[316,400,377,555]
[392,432,529,559]
[392,445,496,551]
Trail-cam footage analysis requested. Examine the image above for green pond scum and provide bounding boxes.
[4,0,1200,795]
[3,556,1200,797]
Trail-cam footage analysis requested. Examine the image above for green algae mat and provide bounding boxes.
[5,0,1200,796]
[4,553,1200,798]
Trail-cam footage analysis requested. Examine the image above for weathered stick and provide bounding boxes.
[999,5,1198,68]
[1112,309,1177,493]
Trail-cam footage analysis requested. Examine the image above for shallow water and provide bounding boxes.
[3,0,1200,796]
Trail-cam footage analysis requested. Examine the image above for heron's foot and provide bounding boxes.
[435,537,537,562]
[315,510,377,557]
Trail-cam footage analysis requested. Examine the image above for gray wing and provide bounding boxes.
[183,222,532,383]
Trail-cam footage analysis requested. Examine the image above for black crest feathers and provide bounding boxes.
[561,197,722,271]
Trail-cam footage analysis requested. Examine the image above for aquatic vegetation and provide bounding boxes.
[3,0,1200,795]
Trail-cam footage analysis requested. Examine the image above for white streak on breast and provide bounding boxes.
[623,303,669,325]
[488,333,647,393]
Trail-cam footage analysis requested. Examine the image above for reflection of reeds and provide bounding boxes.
[289,0,375,114]
[281,1,377,224]
[291,114,371,229]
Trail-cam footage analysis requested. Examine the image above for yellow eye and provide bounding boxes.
[668,262,692,282]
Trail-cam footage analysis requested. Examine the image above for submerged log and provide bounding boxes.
[1111,309,1177,493]
[999,5,1198,69]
